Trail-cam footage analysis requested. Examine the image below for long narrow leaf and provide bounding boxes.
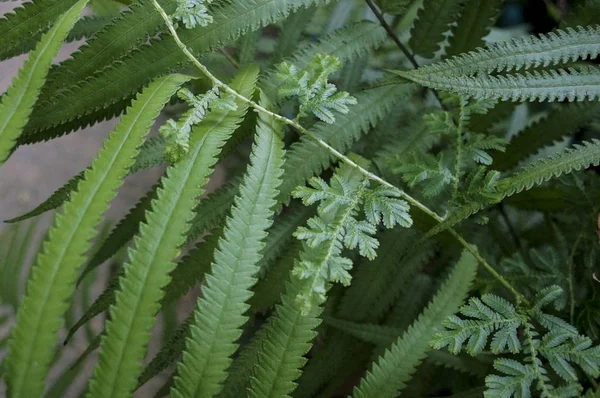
[87,66,258,398]
[172,90,285,397]
[4,72,190,398]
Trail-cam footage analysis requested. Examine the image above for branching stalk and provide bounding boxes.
[150,0,529,306]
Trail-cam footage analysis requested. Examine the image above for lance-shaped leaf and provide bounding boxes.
[87,66,258,398]
[4,72,190,398]
[172,90,285,398]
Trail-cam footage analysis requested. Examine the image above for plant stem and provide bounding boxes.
[150,0,529,306]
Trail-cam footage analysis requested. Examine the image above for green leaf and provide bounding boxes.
[351,251,478,398]
[0,0,79,60]
[247,278,322,398]
[445,0,503,58]
[22,0,323,144]
[324,317,400,346]
[494,102,600,171]
[0,15,111,61]
[408,0,464,58]
[171,89,285,397]
[87,67,257,398]
[407,25,600,77]
[0,0,87,168]
[395,66,600,102]
[4,72,190,398]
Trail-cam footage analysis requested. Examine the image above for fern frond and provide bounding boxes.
[37,0,175,100]
[494,102,600,171]
[408,0,464,58]
[24,0,322,143]
[445,0,503,58]
[262,21,386,99]
[431,293,523,355]
[88,67,257,398]
[408,25,600,77]
[0,0,79,60]
[351,251,477,398]
[4,73,189,398]
[137,315,193,390]
[497,139,600,197]
[272,6,316,61]
[396,66,600,102]
[250,242,301,314]
[0,0,87,167]
[338,230,428,322]
[219,321,270,398]
[161,229,220,305]
[0,15,111,61]
[278,84,414,205]
[17,96,133,146]
[171,88,284,398]
[247,278,322,398]
[426,135,600,236]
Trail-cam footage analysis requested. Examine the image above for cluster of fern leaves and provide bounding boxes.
[2,0,600,397]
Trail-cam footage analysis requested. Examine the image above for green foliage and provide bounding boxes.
[0,0,87,167]
[292,161,412,313]
[88,67,256,398]
[352,251,478,398]
[276,54,357,123]
[409,0,464,58]
[4,1,600,397]
[432,286,600,397]
[5,73,189,398]
[171,87,282,398]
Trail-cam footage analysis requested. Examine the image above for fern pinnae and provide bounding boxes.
[408,25,600,77]
[38,0,176,100]
[494,102,600,171]
[408,0,464,59]
[0,0,79,60]
[0,0,87,168]
[171,90,285,397]
[351,251,478,398]
[4,73,190,398]
[396,66,600,102]
[247,277,323,398]
[497,139,600,197]
[445,0,503,58]
[24,0,323,143]
[87,67,258,398]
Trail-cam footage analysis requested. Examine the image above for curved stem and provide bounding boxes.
[150,0,528,306]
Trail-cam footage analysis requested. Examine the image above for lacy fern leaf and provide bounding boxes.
[171,89,284,398]
[87,67,256,398]
[4,73,189,398]
[292,161,412,313]
[433,286,600,397]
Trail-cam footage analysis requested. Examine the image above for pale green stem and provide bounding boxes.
[150,0,529,306]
